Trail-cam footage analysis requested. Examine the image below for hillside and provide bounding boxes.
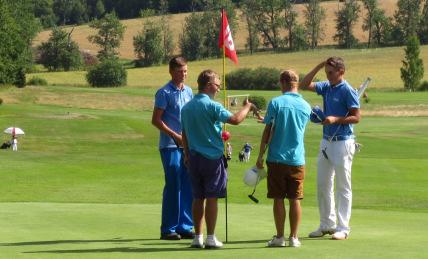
[33,0,399,60]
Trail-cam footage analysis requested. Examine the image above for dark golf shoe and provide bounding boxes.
[178,231,195,239]
[160,232,181,240]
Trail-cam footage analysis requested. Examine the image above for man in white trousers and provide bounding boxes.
[300,57,360,240]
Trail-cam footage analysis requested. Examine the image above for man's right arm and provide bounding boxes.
[151,107,183,146]
[227,99,253,125]
[256,123,272,169]
[300,61,325,92]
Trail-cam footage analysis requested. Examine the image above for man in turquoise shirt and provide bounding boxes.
[256,70,311,248]
[181,69,253,249]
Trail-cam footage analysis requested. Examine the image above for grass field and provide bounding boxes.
[29,45,428,90]
[33,0,399,59]
[1,72,428,258]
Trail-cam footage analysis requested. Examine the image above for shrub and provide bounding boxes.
[419,80,428,91]
[247,95,267,110]
[27,77,48,86]
[86,59,127,87]
[81,50,99,67]
[226,67,281,90]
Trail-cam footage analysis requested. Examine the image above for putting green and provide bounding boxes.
[0,202,426,258]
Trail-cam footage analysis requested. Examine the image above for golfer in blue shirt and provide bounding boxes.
[300,57,360,240]
[256,70,311,248]
[152,57,194,240]
[181,69,253,249]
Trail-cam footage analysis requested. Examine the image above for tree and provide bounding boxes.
[88,12,126,60]
[372,8,393,46]
[283,0,298,50]
[241,0,284,50]
[418,0,428,43]
[334,0,360,48]
[362,0,377,48]
[0,0,39,87]
[32,0,57,28]
[304,0,325,49]
[400,35,424,91]
[241,1,260,54]
[179,0,236,60]
[393,0,422,44]
[291,24,309,51]
[38,27,82,71]
[179,13,205,61]
[133,6,174,67]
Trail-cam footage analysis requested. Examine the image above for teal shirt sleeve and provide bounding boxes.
[212,101,232,123]
[263,101,275,125]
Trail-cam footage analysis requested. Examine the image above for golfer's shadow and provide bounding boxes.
[0,238,157,247]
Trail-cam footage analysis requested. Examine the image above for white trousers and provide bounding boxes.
[317,138,355,234]
[244,151,250,162]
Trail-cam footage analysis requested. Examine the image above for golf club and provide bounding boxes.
[248,178,260,203]
[247,120,274,203]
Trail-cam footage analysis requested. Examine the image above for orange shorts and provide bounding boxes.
[266,162,305,200]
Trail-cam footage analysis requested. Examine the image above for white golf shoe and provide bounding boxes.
[288,237,301,247]
[190,236,204,248]
[205,236,223,249]
[267,236,286,247]
[332,231,348,240]
[308,228,335,238]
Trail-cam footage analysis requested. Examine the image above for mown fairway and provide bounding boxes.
[1,69,427,258]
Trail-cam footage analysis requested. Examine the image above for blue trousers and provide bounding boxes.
[160,148,193,235]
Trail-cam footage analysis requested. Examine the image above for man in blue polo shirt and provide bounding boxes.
[300,57,360,240]
[256,70,311,248]
[152,56,194,240]
[181,69,253,249]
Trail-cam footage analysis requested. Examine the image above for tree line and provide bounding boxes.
[0,0,426,90]
[32,0,241,28]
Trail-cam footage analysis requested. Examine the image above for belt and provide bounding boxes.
[323,135,353,141]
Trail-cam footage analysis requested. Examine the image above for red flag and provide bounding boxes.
[219,9,238,65]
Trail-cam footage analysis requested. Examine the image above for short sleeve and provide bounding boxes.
[154,89,167,110]
[263,101,275,125]
[213,102,232,123]
[315,81,329,96]
[346,87,360,109]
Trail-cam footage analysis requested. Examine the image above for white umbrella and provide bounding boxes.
[4,127,25,135]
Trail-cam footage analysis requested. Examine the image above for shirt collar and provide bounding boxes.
[168,81,185,91]
[283,92,301,97]
[330,80,346,88]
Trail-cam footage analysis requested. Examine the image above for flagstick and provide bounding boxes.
[221,7,229,244]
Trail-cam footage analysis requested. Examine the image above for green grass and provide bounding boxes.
[29,45,428,89]
[1,76,428,258]
[0,203,427,259]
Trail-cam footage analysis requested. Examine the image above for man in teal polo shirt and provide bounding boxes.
[181,69,253,249]
[256,70,311,248]
[300,57,360,240]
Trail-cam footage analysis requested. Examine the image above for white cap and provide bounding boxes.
[243,166,267,187]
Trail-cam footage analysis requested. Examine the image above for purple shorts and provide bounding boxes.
[188,151,227,199]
